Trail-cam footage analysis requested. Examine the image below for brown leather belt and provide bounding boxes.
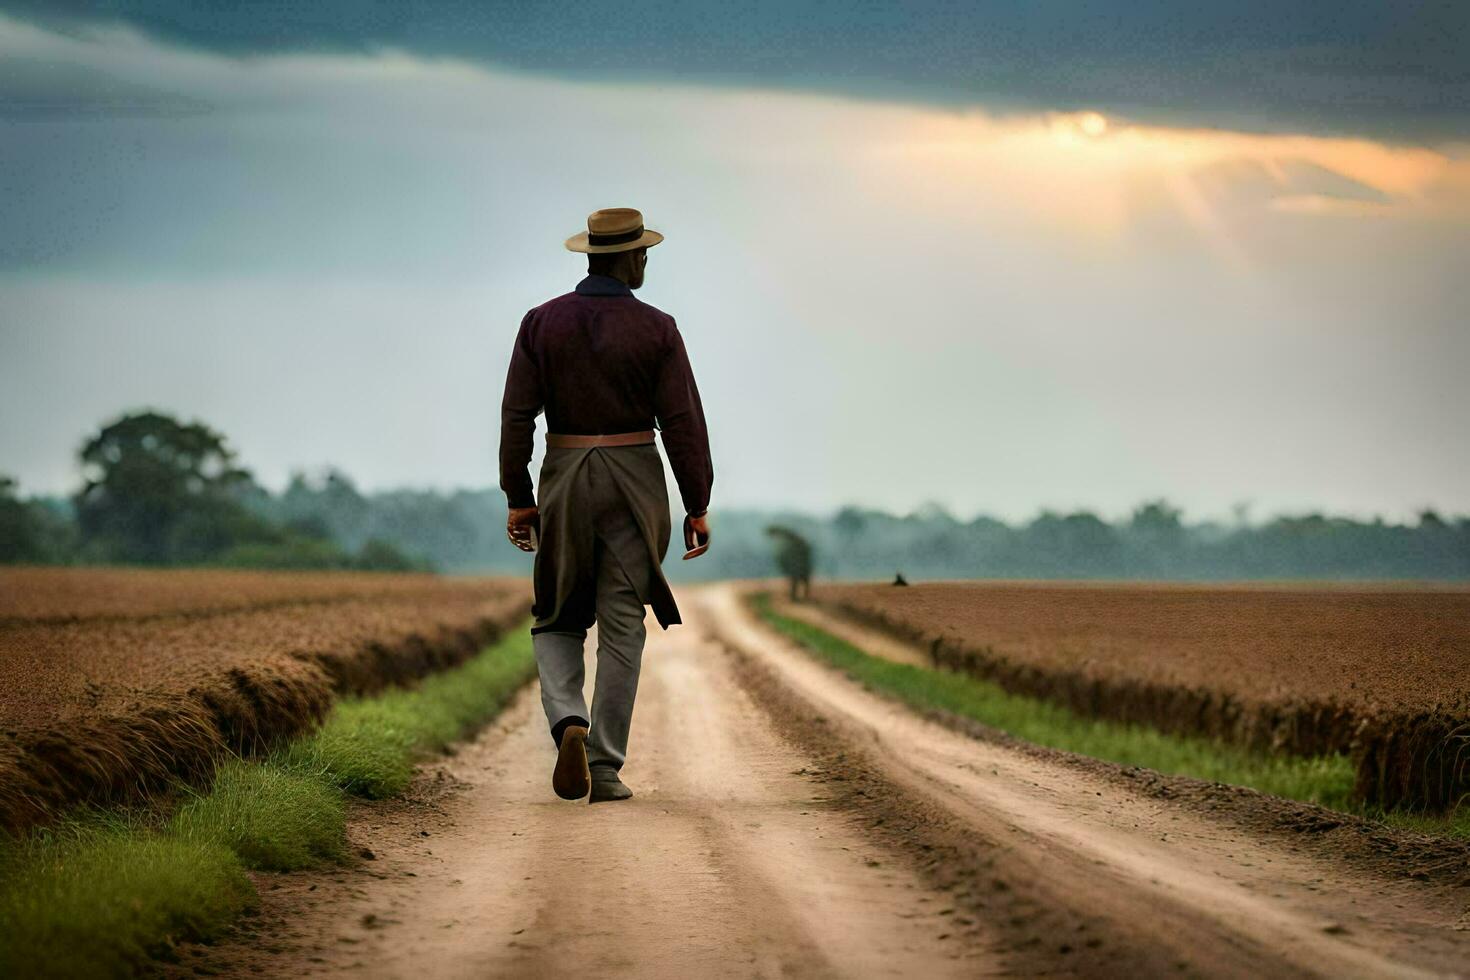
[546,429,656,449]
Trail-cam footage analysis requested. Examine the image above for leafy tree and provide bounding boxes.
[354,538,424,572]
[833,505,867,541]
[1126,498,1186,574]
[0,475,44,563]
[285,513,334,541]
[74,411,258,564]
[278,468,373,549]
[765,524,813,600]
[908,500,959,525]
[1023,510,1120,575]
[217,538,352,570]
[1130,499,1183,536]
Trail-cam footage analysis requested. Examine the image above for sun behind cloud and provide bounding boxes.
[1078,111,1109,138]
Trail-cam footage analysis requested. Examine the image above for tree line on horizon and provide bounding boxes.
[2,410,1467,581]
[0,412,422,572]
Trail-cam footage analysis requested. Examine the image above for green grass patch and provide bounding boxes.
[0,814,255,979]
[170,758,348,871]
[0,619,536,978]
[284,626,536,797]
[748,592,1357,810]
[1379,806,1470,840]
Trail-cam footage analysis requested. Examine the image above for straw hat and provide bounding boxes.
[565,207,664,253]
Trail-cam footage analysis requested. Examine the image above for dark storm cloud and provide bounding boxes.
[0,54,210,118]
[3,0,1467,141]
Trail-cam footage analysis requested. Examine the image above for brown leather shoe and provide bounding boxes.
[589,768,633,804]
[552,725,590,800]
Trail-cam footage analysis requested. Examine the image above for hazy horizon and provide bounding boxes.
[2,7,1467,526]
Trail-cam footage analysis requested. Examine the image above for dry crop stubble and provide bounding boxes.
[0,568,516,623]
[0,569,531,832]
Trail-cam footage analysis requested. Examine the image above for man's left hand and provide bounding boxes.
[507,506,539,552]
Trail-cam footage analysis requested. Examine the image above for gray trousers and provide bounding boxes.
[533,450,652,773]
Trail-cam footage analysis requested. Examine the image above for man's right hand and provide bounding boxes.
[507,506,539,552]
[684,512,711,559]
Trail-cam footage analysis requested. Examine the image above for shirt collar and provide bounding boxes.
[575,274,634,297]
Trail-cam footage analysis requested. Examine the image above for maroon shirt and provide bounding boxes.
[499,274,714,517]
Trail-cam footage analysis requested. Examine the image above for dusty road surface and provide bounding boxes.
[182,583,1470,979]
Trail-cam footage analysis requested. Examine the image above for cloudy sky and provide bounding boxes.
[1,3,1467,523]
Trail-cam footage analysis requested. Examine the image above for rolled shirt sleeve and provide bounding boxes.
[499,310,542,509]
[654,321,714,517]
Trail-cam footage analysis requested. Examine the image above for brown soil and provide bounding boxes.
[0,570,530,833]
[812,581,1470,809]
[0,568,499,624]
[173,584,1470,978]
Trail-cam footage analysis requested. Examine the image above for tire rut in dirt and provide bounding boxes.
[706,626,1204,977]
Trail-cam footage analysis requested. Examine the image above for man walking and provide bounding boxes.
[499,207,714,804]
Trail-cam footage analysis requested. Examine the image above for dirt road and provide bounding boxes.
[184,583,1470,978]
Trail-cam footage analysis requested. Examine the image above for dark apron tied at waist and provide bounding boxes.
[532,434,679,633]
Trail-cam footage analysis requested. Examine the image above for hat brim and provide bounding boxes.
[564,228,664,253]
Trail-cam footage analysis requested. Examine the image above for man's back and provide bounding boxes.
[501,273,713,520]
[522,281,677,435]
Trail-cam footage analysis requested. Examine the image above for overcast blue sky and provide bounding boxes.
[1,4,1467,522]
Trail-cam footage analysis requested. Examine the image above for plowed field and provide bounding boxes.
[810,581,1470,809]
[0,568,512,624]
[0,569,531,832]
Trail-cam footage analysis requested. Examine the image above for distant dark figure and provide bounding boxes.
[765,525,812,601]
[892,571,908,586]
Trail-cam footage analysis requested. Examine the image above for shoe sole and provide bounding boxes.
[552,726,590,800]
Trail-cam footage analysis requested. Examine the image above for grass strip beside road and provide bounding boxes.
[284,628,537,798]
[171,758,350,871]
[0,821,253,980]
[0,621,535,979]
[747,592,1358,810]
